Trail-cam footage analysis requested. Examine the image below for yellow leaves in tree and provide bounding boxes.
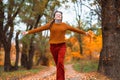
[71,52,83,59]
[83,31,102,59]
[69,36,78,45]
[66,30,102,60]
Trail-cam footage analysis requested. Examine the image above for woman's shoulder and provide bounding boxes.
[61,22,71,27]
[61,22,68,25]
[44,21,51,26]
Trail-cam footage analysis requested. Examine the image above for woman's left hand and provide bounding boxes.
[85,32,91,37]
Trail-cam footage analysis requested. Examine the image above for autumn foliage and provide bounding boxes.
[65,30,102,62]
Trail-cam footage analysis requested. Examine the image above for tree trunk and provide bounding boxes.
[98,0,120,79]
[21,53,28,68]
[3,42,12,71]
[77,34,83,54]
[78,15,83,55]
[14,31,20,70]
[0,0,4,46]
[0,1,12,71]
[21,43,28,68]
[27,36,35,69]
[36,51,49,66]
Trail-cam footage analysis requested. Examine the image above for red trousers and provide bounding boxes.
[50,43,66,80]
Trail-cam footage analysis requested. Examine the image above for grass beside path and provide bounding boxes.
[0,66,46,80]
[72,59,111,80]
[73,60,98,73]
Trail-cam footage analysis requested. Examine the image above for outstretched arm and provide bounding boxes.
[23,23,50,35]
[66,24,91,37]
[66,24,87,35]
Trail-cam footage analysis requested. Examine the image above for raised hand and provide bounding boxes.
[22,31,28,35]
[85,32,91,37]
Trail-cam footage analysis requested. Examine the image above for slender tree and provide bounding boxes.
[0,0,24,71]
[72,0,83,54]
[14,31,20,70]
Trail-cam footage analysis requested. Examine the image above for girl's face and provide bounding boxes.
[54,12,62,20]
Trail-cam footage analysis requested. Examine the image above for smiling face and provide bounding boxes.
[54,11,62,20]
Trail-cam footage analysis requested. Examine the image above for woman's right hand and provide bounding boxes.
[22,31,28,35]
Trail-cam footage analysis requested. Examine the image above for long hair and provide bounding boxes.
[49,19,55,29]
[49,11,63,29]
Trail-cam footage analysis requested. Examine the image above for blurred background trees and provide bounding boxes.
[1,0,120,79]
[0,0,25,71]
[0,0,101,72]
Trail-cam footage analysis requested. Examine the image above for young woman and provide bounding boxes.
[23,11,90,80]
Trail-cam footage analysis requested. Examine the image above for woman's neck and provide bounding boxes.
[55,19,62,24]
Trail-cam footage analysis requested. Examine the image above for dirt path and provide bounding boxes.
[20,64,110,80]
[20,64,87,80]
[20,66,56,80]
[65,65,86,80]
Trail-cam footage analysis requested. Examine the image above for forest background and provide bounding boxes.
[1,0,119,80]
[0,0,101,68]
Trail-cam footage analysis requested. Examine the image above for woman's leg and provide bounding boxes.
[50,43,66,80]
[57,44,66,80]
[50,45,58,65]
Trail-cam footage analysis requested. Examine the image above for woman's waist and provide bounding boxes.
[50,42,66,46]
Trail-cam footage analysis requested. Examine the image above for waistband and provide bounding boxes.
[50,42,66,46]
